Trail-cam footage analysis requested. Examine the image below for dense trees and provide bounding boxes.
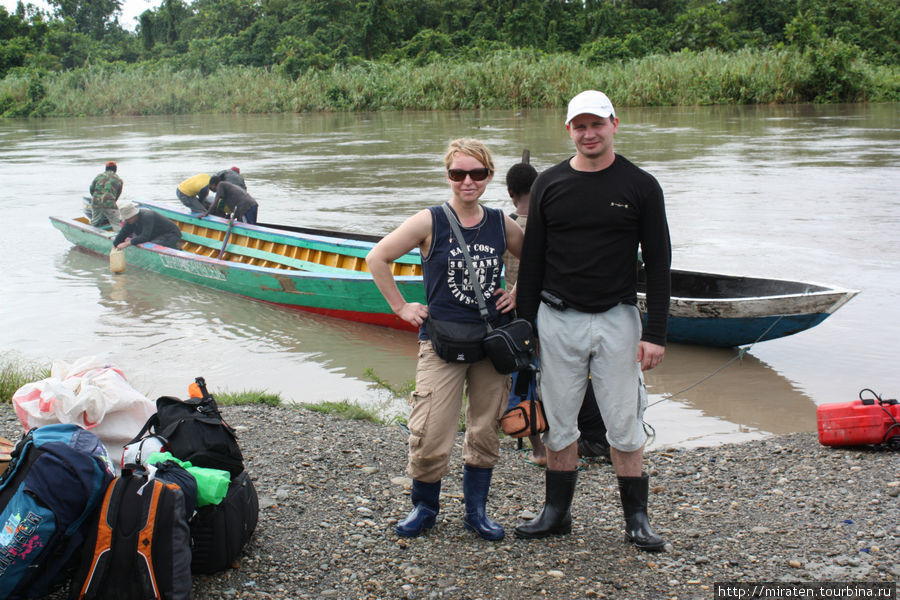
[0,0,897,115]
[2,0,897,79]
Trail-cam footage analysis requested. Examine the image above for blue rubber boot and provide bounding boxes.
[395,479,440,537]
[462,465,505,541]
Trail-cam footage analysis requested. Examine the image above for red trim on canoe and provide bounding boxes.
[272,302,418,333]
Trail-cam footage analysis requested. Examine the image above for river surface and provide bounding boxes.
[1,104,898,449]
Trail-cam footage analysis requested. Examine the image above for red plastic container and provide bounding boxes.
[817,394,900,447]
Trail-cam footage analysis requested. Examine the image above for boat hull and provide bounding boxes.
[638,269,857,346]
[49,214,423,331]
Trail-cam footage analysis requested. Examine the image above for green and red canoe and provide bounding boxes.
[51,200,425,331]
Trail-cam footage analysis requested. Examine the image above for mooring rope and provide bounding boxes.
[646,314,787,409]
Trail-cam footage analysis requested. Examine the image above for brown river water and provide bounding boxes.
[1,104,898,449]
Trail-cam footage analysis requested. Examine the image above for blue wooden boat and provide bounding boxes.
[638,267,857,347]
[52,200,857,347]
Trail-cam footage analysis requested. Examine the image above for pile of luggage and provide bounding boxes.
[0,377,258,600]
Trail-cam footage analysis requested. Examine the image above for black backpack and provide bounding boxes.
[69,470,192,600]
[129,377,244,476]
[189,470,259,574]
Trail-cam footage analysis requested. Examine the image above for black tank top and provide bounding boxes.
[419,203,509,340]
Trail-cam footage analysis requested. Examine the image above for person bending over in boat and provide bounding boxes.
[201,175,259,225]
[366,138,524,541]
[176,173,212,213]
[112,201,183,250]
[215,166,246,190]
[88,161,123,231]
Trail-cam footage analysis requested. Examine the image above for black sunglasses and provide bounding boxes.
[447,168,491,182]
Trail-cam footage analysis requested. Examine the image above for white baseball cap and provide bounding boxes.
[565,90,616,125]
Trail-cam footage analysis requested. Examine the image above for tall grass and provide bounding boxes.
[215,389,282,406]
[303,399,385,424]
[2,46,896,117]
[0,354,49,404]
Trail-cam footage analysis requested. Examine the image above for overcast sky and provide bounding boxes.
[1,0,163,31]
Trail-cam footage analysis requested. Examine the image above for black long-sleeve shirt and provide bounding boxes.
[516,154,672,346]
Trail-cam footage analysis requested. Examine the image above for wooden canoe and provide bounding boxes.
[51,200,424,330]
[638,267,857,347]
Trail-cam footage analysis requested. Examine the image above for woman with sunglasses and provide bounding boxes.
[367,138,524,540]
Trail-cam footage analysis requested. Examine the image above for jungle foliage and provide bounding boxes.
[1,0,898,116]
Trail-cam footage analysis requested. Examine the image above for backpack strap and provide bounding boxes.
[125,413,161,447]
[75,479,119,599]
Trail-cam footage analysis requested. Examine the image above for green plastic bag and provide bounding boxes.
[147,451,231,507]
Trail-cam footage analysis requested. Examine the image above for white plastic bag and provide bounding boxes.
[12,356,156,465]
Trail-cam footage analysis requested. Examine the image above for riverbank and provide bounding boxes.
[2,46,898,118]
[2,404,897,599]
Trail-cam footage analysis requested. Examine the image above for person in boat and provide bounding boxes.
[502,161,612,468]
[514,90,672,551]
[215,166,246,190]
[88,161,123,231]
[112,201,183,250]
[176,173,212,213]
[201,174,259,224]
[366,138,524,541]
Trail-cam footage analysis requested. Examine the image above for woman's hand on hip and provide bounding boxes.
[398,302,429,328]
[494,288,516,313]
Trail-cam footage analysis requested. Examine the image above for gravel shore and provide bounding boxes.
[3,404,898,600]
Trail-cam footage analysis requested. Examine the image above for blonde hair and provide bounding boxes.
[443,138,495,173]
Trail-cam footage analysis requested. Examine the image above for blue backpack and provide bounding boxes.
[0,424,115,600]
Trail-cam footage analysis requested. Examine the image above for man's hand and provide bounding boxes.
[396,302,428,328]
[116,239,132,250]
[637,341,665,371]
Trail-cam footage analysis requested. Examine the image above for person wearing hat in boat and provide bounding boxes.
[88,161,123,231]
[366,138,524,541]
[176,173,212,213]
[112,201,183,250]
[514,90,672,551]
[201,174,259,225]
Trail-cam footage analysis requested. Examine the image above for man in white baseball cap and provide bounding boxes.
[513,90,672,552]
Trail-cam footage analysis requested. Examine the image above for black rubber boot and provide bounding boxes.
[618,473,665,551]
[514,469,577,539]
[462,465,505,540]
[395,479,440,537]
[577,437,611,461]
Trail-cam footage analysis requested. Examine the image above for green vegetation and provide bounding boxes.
[0,354,49,404]
[214,389,282,406]
[1,0,897,117]
[362,367,414,398]
[303,399,384,423]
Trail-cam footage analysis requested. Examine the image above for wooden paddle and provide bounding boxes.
[218,214,236,259]
[522,149,530,164]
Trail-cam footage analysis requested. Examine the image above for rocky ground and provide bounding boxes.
[2,405,897,600]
